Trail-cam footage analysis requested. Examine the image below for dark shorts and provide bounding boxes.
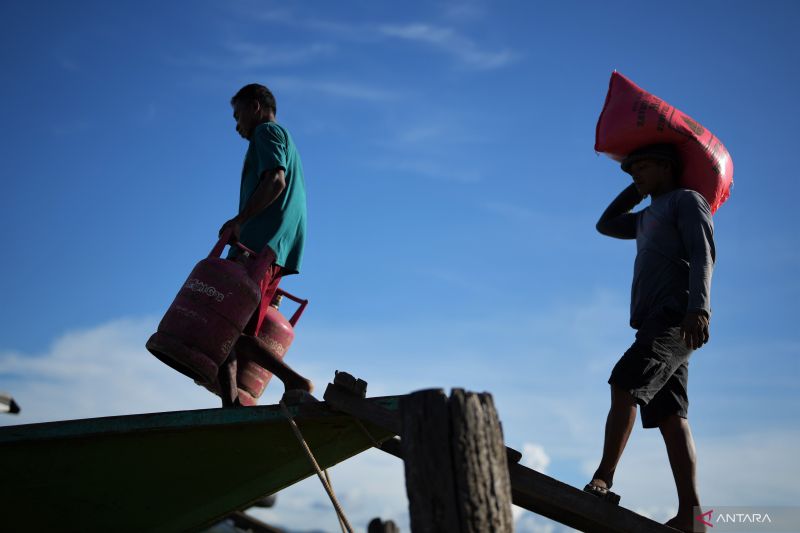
[608,319,693,428]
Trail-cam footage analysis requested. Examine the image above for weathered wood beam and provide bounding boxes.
[401,389,514,533]
[323,383,401,435]
[449,389,515,533]
[400,388,461,531]
[508,462,678,533]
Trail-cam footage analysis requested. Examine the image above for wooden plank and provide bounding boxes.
[508,462,678,533]
[323,383,402,435]
[378,437,403,459]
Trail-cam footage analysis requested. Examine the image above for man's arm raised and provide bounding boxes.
[596,183,644,239]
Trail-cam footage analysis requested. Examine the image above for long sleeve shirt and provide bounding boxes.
[597,185,715,328]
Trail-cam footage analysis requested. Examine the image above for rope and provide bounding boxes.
[279,400,354,533]
[324,469,347,533]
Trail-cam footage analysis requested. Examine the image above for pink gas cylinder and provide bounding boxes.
[236,288,308,403]
[145,230,273,385]
[195,288,308,405]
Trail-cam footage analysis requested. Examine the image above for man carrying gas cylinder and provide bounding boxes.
[216,83,313,407]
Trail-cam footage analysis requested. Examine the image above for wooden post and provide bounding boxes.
[450,389,514,532]
[401,389,513,532]
[401,389,460,532]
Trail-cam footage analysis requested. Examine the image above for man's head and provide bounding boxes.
[231,83,277,140]
[621,144,682,198]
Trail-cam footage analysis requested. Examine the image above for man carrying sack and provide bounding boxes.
[586,144,715,533]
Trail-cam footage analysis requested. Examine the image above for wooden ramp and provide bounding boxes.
[324,381,679,533]
[0,396,396,533]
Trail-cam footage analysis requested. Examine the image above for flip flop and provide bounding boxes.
[583,482,621,505]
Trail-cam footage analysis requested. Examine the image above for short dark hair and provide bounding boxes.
[231,83,277,115]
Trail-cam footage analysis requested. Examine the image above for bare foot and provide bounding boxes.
[235,335,314,394]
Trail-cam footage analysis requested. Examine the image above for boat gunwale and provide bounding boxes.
[0,395,401,444]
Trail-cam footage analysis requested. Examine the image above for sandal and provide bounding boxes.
[583,482,621,505]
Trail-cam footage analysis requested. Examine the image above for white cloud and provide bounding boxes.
[482,201,540,222]
[442,0,486,22]
[363,157,482,183]
[379,23,516,70]
[166,41,335,72]
[270,76,400,102]
[246,3,294,24]
[243,4,512,69]
[522,442,551,473]
[224,41,336,68]
[0,316,218,424]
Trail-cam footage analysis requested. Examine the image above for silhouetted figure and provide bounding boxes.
[588,144,714,533]
[217,83,313,407]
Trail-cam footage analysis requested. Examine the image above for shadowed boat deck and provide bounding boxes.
[0,396,397,533]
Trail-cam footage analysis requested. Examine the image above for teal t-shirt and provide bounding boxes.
[232,122,306,274]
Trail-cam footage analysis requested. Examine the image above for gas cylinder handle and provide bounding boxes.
[209,228,259,258]
[209,228,233,258]
[276,288,309,327]
[235,241,258,256]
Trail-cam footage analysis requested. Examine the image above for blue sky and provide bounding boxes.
[2,1,799,531]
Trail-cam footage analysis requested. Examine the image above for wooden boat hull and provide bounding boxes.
[0,398,398,532]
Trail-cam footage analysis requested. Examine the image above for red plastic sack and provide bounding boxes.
[595,72,733,214]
